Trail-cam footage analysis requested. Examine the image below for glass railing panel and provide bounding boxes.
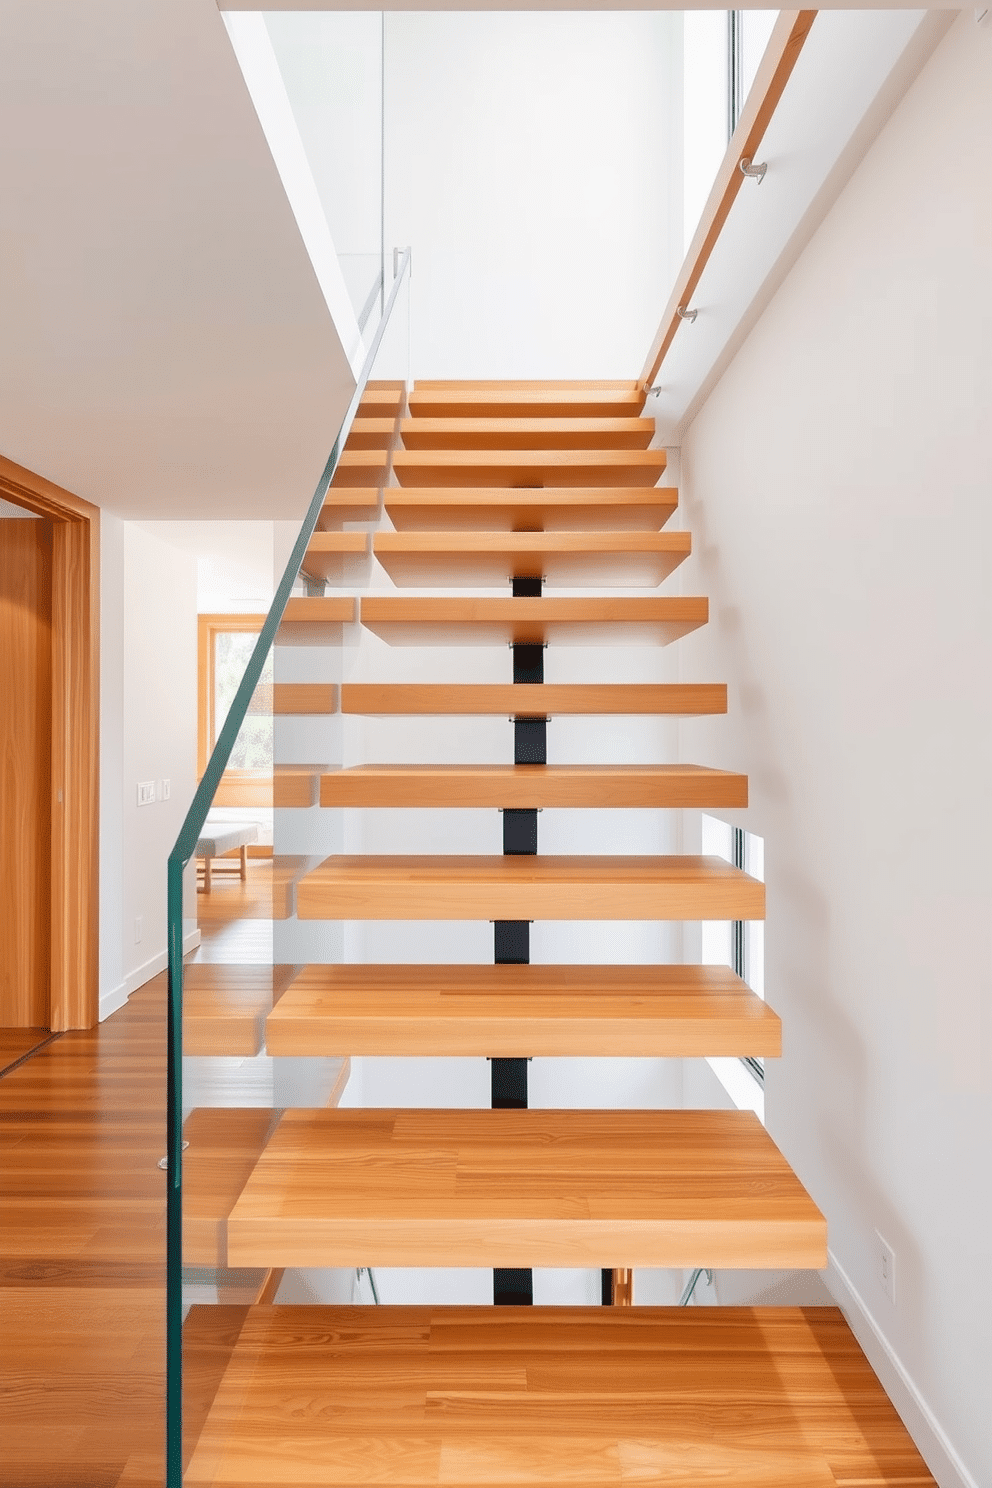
[166,249,410,1488]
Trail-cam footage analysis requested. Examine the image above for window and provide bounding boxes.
[197,615,273,805]
[701,813,766,1121]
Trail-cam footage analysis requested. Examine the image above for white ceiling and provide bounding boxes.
[0,0,355,520]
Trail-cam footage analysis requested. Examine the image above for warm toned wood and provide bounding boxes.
[272,682,337,715]
[384,485,678,531]
[373,529,691,587]
[296,854,764,922]
[330,449,389,488]
[415,379,642,389]
[640,11,817,389]
[279,596,356,626]
[300,530,367,584]
[182,965,273,1056]
[0,519,52,1028]
[392,447,668,488]
[226,1108,825,1269]
[211,773,272,808]
[184,1108,277,1267]
[340,682,727,716]
[273,763,329,809]
[316,487,381,528]
[400,416,656,450]
[0,1027,51,1070]
[360,386,404,417]
[266,963,781,1059]
[1,454,100,1031]
[184,1305,936,1488]
[347,417,397,451]
[360,595,707,646]
[0,980,167,1486]
[409,385,646,418]
[318,763,747,809]
[612,1267,634,1305]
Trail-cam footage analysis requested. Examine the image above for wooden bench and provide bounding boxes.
[195,819,259,892]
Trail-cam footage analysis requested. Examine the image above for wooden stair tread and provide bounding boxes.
[273,763,334,809]
[372,529,691,587]
[225,1108,825,1269]
[183,1108,277,1267]
[183,965,273,1057]
[318,763,747,808]
[184,1305,934,1488]
[384,485,677,531]
[272,682,337,715]
[340,682,726,715]
[392,448,667,488]
[266,963,780,1058]
[409,385,646,418]
[347,417,397,450]
[331,450,389,488]
[317,488,380,526]
[278,597,355,628]
[301,531,368,584]
[296,854,764,921]
[399,416,655,450]
[360,595,707,646]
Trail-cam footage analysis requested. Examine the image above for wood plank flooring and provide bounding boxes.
[184,1305,936,1488]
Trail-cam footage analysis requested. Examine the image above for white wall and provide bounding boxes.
[383,10,681,379]
[677,14,991,1485]
[100,518,199,1018]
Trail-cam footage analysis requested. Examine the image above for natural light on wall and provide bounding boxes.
[701,813,766,1122]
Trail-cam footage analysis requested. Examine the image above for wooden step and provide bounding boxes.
[383,485,677,531]
[266,963,780,1058]
[316,487,380,528]
[318,763,747,809]
[184,1108,277,1267]
[392,448,668,488]
[399,416,655,450]
[183,965,273,1057]
[278,597,355,629]
[372,529,691,587]
[340,682,727,715]
[409,384,646,418]
[300,532,367,584]
[331,450,389,488]
[272,683,337,715]
[296,854,764,921]
[225,1108,825,1269]
[346,417,397,451]
[360,595,707,646]
[184,1305,935,1488]
[273,764,334,809]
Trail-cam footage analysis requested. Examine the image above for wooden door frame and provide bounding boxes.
[0,453,99,1029]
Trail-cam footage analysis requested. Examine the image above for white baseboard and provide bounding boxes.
[99,929,201,1022]
[825,1248,979,1488]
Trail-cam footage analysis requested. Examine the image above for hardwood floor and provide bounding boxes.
[0,1028,54,1073]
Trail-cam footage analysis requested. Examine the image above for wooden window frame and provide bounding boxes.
[0,454,99,1030]
[197,614,273,808]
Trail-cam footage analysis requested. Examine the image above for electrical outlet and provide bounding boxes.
[161,779,171,801]
[134,915,143,945]
[877,1230,896,1303]
[137,780,156,807]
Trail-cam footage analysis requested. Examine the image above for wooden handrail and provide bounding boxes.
[639,11,817,393]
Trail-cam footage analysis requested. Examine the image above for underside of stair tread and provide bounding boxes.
[359,595,707,646]
[317,763,747,809]
[295,854,765,921]
[224,1108,826,1270]
[265,963,781,1058]
[372,529,691,587]
[392,448,668,488]
[317,487,381,526]
[183,1304,936,1488]
[399,416,656,450]
[301,531,368,584]
[339,682,727,715]
[383,486,678,531]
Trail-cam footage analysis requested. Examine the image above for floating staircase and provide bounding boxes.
[179,378,934,1485]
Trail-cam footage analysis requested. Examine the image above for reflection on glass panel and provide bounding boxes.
[214,632,274,769]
